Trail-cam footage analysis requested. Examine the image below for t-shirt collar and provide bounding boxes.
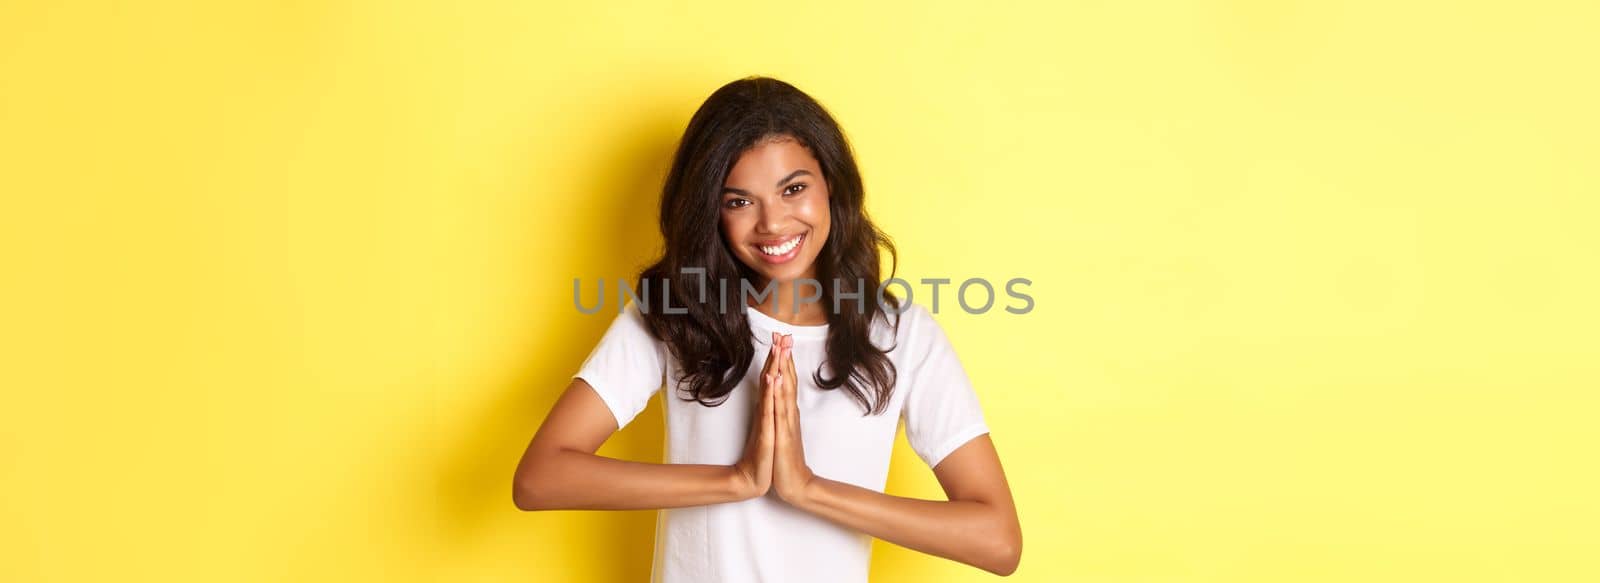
[745,304,830,340]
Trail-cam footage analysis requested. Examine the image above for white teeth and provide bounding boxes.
[758,234,802,256]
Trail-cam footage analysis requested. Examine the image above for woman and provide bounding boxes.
[513,76,1021,581]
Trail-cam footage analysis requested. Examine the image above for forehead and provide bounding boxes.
[725,137,821,186]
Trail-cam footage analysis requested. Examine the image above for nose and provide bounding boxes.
[757,198,787,234]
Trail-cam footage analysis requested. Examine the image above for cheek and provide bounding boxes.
[719,212,749,250]
[801,194,830,234]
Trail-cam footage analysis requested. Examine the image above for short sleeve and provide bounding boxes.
[900,304,991,469]
[572,302,666,430]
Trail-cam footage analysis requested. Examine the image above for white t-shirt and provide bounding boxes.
[572,300,990,583]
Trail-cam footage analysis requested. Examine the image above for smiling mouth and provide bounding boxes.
[757,233,804,256]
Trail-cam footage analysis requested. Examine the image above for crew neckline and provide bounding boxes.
[745,304,830,339]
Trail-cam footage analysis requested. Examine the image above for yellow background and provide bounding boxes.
[3,1,1596,581]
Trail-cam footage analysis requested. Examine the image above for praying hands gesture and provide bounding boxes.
[721,330,1020,575]
[768,332,818,502]
[534,323,1021,575]
[730,331,816,503]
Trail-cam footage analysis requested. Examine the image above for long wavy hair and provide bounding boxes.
[637,76,901,416]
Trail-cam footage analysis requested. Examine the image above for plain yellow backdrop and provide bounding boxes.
[3,1,1596,581]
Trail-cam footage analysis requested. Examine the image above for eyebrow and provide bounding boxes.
[721,169,814,196]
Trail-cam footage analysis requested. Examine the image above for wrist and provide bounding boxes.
[725,464,757,501]
[787,474,828,511]
[807,476,829,507]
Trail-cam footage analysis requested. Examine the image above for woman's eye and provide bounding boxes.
[724,198,750,209]
[783,183,806,196]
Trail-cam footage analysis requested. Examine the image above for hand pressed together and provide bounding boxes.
[731,331,817,503]
[767,332,818,504]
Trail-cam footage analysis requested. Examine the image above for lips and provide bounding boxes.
[753,232,806,264]
[757,233,803,255]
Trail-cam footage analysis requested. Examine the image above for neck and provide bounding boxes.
[747,276,829,326]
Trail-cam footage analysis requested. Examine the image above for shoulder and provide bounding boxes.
[878,301,948,354]
[886,300,940,334]
[601,300,663,344]
[609,299,645,327]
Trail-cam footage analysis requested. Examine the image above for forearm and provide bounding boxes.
[515,449,745,511]
[795,476,1021,576]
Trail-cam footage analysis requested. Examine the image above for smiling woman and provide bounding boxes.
[639,77,902,416]
[512,76,1022,582]
[721,154,827,270]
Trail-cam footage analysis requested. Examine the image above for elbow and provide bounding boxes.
[512,464,554,511]
[514,449,578,511]
[512,477,540,511]
[514,476,557,511]
[512,481,539,511]
[999,541,1022,576]
[983,531,1022,576]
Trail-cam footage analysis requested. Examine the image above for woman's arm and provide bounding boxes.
[512,378,756,511]
[793,436,1023,576]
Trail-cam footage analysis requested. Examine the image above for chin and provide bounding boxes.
[767,264,814,283]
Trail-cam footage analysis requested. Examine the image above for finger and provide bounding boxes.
[762,347,782,392]
[781,370,800,439]
[761,332,778,376]
[784,373,797,425]
[751,373,769,440]
[767,371,780,411]
[780,345,796,399]
[768,376,780,422]
[771,341,781,372]
[767,378,781,446]
[774,345,789,400]
[782,364,799,426]
[763,374,776,422]
[782,340,796,384]
[772,372,788,430]
[762,374,776,440]
[771,376,784,445]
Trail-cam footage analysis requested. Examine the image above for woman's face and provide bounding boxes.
[719,136,831,285]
